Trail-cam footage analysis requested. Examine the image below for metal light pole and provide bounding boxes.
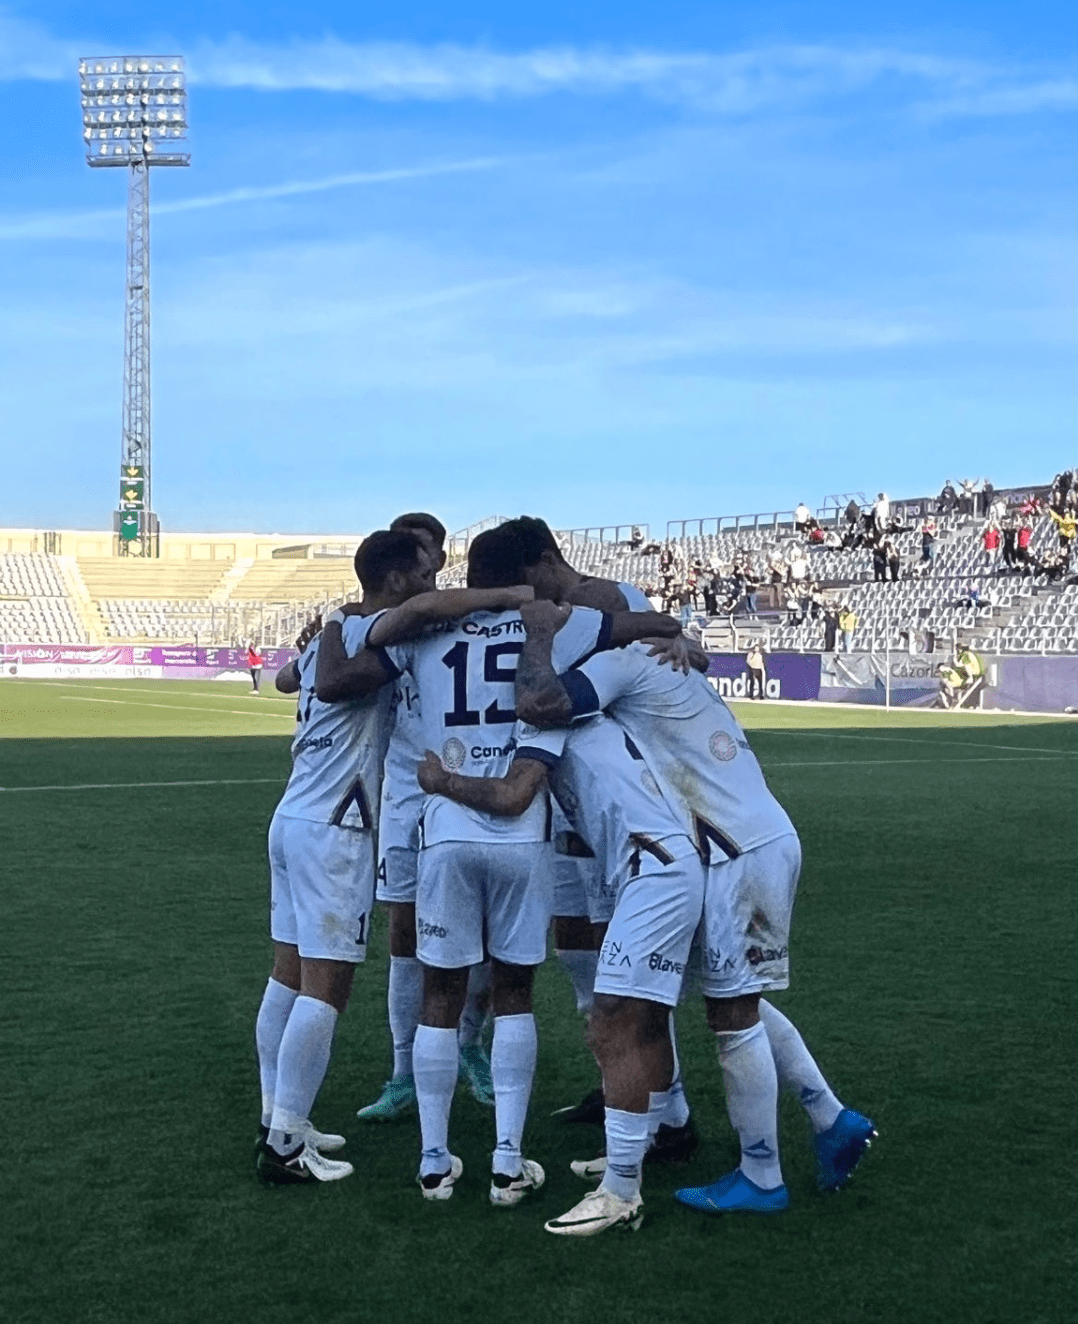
[79,55,190,557]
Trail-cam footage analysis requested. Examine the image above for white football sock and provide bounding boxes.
[413,1024,459,1177]
[268,995,338,1155]
[554,948,598,1013]
[388,956,423,1079]
[715,1021,783,1190]
[662,1012,691,1128]
[255,977,297,1127]
[759,999,843,1132]
[458,961,491,1048]
[490,1013,537,1176]
[600,1107,650,1202]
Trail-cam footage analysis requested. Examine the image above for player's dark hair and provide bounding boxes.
[466,527,525,588]
[390,512,447,546]
[354,529,424,593]
[496,516,567,569]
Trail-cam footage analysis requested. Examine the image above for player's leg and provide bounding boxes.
[259,819,371,1184]
[358,847,422,1121]
[256,941,300,1133]
[414,962,470,1196]
[484,843,554,1205]
[411,841,485,1198]
[756,998,876,1189]
[458,960,494,1106]
[547,844,703,1236]
[676,835,803,1214]
[549,852,605,1122]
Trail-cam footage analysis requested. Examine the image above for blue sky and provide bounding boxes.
[3,2,1078,537]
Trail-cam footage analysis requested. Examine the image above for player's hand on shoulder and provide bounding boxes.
[644,634,695,674]
[519,599,571,634]
[417,750,450,795]
[295,614,323,653]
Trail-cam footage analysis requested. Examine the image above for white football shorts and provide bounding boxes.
[376,845,419,904]
[593,836,705,1007]
[268,811,375,963]
[699,833,802,999]
[416,840,553,969]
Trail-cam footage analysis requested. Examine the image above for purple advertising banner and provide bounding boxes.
[990,656,1078,712]
[706,652,821,701]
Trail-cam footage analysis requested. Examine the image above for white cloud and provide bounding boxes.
[3,4,1075,121]
[0,156,503,241]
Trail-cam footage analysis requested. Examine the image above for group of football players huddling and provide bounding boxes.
[253,511,876,1236]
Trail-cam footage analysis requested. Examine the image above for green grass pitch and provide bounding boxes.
[2,679,1074,1324]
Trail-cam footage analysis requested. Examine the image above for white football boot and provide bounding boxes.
[544,1187,644,1236]
[418,1154,463,1201]
[490,1158,546,1207]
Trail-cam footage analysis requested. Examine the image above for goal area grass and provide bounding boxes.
[2,679,1074,1324]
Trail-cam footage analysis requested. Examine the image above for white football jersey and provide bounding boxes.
[389,606,608,845]
[562,644,795,858]
[520,715,692,892]
[549,580,650,851]
[276,613,398,829]
[378,675,425,853]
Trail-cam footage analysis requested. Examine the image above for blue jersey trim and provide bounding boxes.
[561,668,602,720]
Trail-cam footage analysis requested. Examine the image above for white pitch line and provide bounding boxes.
[41,682,297,704]
[59,695,294,719]
[764,755,1072,768]
[763,728,1078,756]
[0,778,285,793]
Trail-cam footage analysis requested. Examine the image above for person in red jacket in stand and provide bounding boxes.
[247,641,264,695]
[982,523,1001,568]
[1016,519,1034,573]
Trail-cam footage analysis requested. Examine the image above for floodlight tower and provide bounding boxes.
[79,55,190,557]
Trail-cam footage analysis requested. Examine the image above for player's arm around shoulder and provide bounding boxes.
[417,749,548,817]
[315,610,397,703]
[365,585,535,648]
[515,600,575,728]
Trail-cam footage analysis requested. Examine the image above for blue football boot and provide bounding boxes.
[675,1168,789,1214]
[814,1108,877,1191]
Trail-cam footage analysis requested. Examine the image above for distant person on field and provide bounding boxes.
[746,642,766,700]
[247,642,263,695]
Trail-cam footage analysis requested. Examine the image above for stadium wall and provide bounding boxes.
[5,644,1076,712]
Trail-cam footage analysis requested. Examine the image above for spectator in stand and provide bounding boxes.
[1001,517,1017,569]
[743,567,760,619]
[807,523,825,544]
[872,492,891,533]
[885,538,901,582]
[872,538,888,582]
[745,641,766,700]
[989,492,1007,525]
[629,526,644,550]
[1016,517,1034,571]
[980,479,995,519]
[659,543,675,573]
[823,605,839,652]
[959,478,977,517]
[844,497,861,529]
[1049,506,1077,554]
[246,641,263,695]
[838,606,858,653]
[938,480,957,514]
[787,548,809,587]
[794,501,811,533]
[785,589,803,626]
[983,522,1001,568]
[921,517,938,565]
[701,573,718,616]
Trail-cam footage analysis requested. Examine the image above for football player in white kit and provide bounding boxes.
[255,530,538,1185]
[320,528,679,1204]
[515,607,877,1225]
[471,518,700,1151]
[419,686,706,1236]
[353,514,495,1124]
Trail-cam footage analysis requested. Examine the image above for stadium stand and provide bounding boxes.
[4,478,1077,653]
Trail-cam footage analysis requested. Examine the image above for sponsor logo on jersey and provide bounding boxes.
[648,952,685,975]
[599,938,632,968]
[470,740,516,759]
[441,737,466,770]
[417,916,449,939]
[746,944,788,966]
[294,734,333,754]
[462,618,526,638]
[707,945,737,973]
[709,731,737,762]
